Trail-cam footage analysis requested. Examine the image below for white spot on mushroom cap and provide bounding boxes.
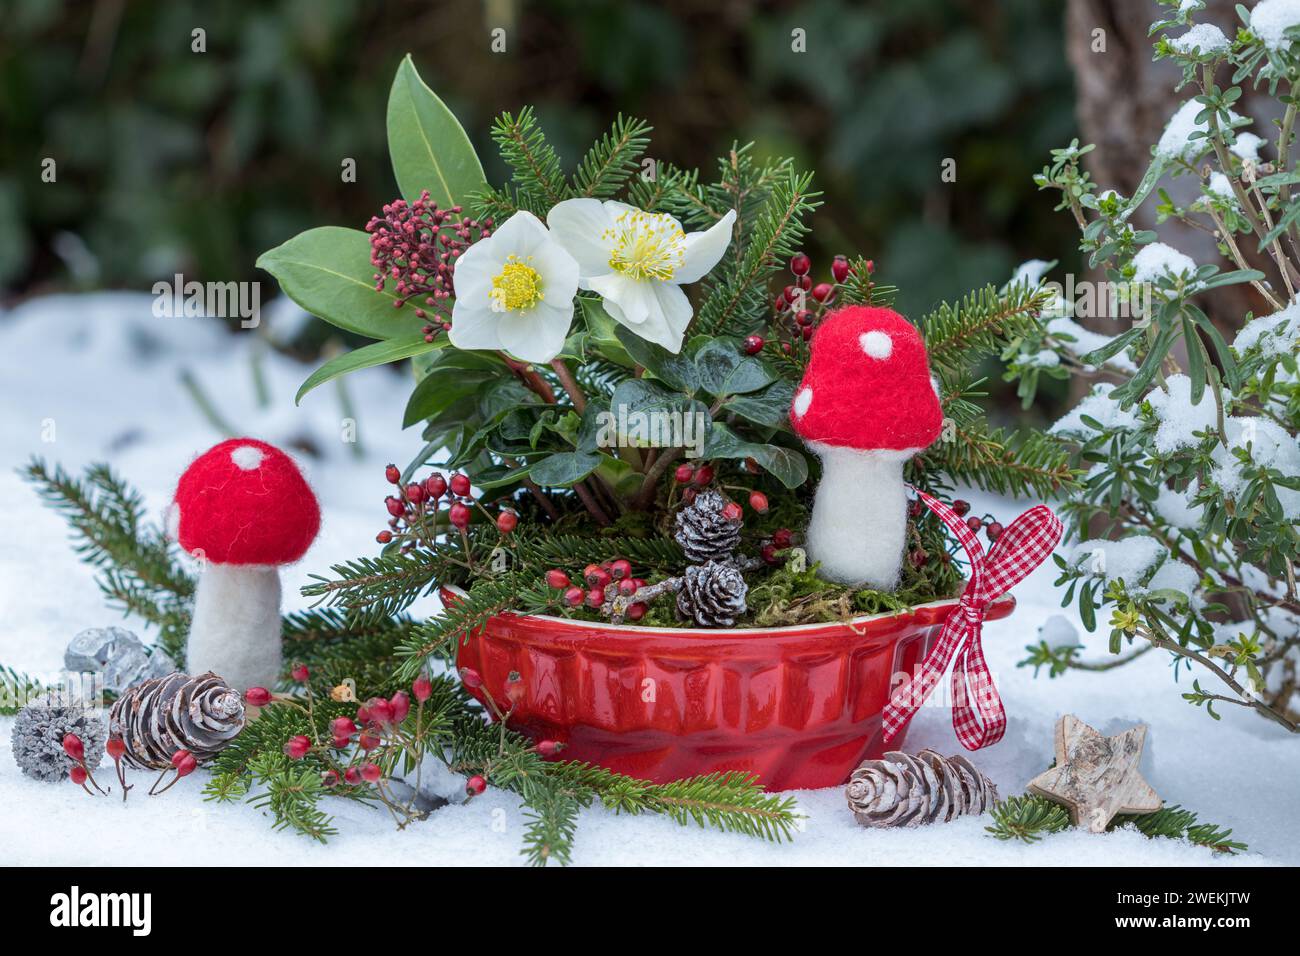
[794,385,813,418]
[860,330,893,359]
[230,445,265,470]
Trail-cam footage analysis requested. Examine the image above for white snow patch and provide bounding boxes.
[1235,300,1300,357]
[1039,614,1080,649]
[1144,373,1226,454]
[1252,0,1300,50]
[1206,172,1236,200]
[1047,317,1138,372]
[1145,560,1200,599]
[1156,100,1243,160]
[1211,416,1300,519]
[1070,536,1166,586]
[1153,483,1201,530]
[1170,23,1230,55]
[1023,349,1061,368]
[1231,132,1265,163]
[1050,383,1141,438]
[1132,242,1198,283]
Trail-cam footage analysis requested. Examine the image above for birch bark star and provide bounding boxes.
[449,210,580,364]
[546,198,737,353]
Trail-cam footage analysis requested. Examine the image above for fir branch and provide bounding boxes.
[1117,804,1247,853]
[508,533,685,573]
[22,459,194,599]
[244,751,339,843]
[572,114,652,199]
[626,161,702,217]
[694,168,821,337]
[394,573,536,679]
[835,256,898,309]
[987,794,1247,853]
[919,283,1053,372]
[546,761,803,842]
[520,782,582,867]
[23,458,195,663]
[489,107,570,214]
[470,183,521,224]
[985,793,1072,843]
[301,552,444,622]
[917,421,1078,499]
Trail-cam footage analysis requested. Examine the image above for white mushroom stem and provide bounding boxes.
[804,443,915,590]
[187,564,283,691]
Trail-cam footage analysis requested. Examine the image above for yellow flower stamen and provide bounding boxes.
[603,210,685,281]
[490,255,544,312]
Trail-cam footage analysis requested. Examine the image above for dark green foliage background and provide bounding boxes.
[0,0,1078,329]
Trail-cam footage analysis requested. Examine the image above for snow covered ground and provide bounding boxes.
[0,293,1292,866]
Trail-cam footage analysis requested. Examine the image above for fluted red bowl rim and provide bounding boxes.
[440,584,1015,641]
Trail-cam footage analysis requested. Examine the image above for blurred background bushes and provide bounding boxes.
[0,0,1080,412]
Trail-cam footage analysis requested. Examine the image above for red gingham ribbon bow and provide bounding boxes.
[881,488,1063,750]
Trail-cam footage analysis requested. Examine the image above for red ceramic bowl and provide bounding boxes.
[450,588,1014,791]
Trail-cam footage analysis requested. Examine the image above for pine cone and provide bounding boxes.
[109,671,246,770]
[846,749,998,827]
[674,490,741,563]
[11,694,107,783]
[676,560,748,627]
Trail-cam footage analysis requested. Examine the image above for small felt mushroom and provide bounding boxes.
[171,438,321,690]
[789,306,942,589]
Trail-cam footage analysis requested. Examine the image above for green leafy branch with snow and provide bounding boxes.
[1016,0,1300,733]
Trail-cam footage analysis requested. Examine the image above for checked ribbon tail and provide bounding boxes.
[881,489,1063,751]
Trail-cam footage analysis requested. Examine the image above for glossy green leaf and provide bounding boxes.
[704,424,808,488]
[613,324,700,393]
[528,451,604,487]
[694,338,775,397]
[403,368,493,428]
[386,55,487,209]
[723,379,796,428]
[296,334,441,405]
[256,227,403,340]
[579,297,636,367]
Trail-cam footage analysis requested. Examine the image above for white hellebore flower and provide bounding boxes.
[449,210,580,364]
[547,199,737,353]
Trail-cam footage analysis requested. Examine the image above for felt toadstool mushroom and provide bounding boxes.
[790,306,942,589]
[171,438,320,690]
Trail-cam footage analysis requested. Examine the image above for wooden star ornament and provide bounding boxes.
[1027,714,1161,833]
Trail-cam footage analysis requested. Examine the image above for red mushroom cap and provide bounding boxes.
[173,438,321,565]
[789,305,942,451]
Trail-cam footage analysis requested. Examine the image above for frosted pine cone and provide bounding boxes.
[674,490,741,563]
[676,560,748,627]
[11,694,107,783]
[109,671,246,770]
[846,749,998,827]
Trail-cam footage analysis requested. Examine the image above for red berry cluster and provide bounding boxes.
[366,189,493,337]
[671,461,769,516]
[754,251,874,357]
[271,668,490,803]
[949,498,1005,542]
[760,527,796,565]
[903,497,1005,570]
[545,559,650,620]
[64,730,190,801]
[379,464,519,547]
